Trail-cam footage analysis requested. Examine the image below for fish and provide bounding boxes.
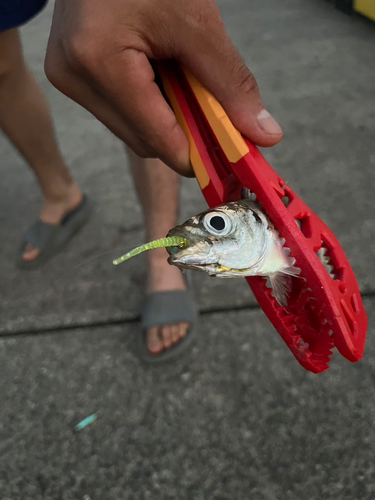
[166,198,300,306]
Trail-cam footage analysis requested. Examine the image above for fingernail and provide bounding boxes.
[257,109,283,135]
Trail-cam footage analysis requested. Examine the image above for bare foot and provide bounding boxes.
[22,182,83,262]
[146,250,190,355]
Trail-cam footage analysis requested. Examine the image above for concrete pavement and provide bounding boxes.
[1,303,375,499]
[0,0,375,498]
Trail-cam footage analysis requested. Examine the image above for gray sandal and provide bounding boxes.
[17,195,91,270]
[139,277,198,363]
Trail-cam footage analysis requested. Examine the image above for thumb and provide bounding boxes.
[178,9,282,147]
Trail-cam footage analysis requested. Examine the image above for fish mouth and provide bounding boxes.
[167,245,182,256]
[167,257,213,274]
[167,244,210,266]
[166,227,213,269]
[166,225,211,254]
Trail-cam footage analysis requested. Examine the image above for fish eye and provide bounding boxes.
[203,212,232,236]
[210,216,225,231]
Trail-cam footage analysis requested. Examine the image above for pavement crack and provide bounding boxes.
[1,290,375,339]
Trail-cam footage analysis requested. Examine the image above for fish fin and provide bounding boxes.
[281,264,302,278]
[269,264,302,306]
[269,273,291,307]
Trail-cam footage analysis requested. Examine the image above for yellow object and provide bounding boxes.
[158,62,250,190]
[158,68,210,190]
[354,0,375,21]
[182,68,249,163]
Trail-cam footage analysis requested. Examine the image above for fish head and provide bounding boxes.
[167,200,270,276]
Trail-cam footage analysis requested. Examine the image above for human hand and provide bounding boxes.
[45,0,283,176]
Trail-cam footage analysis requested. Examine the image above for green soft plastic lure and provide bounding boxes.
[113,236,189,266]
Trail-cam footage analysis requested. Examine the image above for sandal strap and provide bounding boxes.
[141,289,197,330]
[24,220,59,251]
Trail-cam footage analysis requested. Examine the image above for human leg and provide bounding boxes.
[127,147,192,355]
[0,28,82,261]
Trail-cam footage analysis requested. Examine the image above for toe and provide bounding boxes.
[162,325,173,349]
[22,244,41,262]
[179,322,190,339]
[171,324,180,345]
[147,326,165,354]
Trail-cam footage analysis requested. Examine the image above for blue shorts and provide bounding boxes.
[0,0,48,32]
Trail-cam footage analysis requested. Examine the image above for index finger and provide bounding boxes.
[91,48,193,176]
